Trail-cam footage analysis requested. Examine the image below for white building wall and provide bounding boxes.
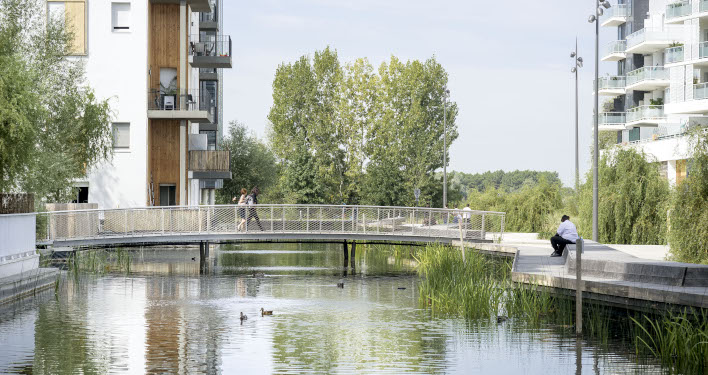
[84,0,148,209]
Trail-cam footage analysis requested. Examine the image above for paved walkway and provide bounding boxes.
[477,234,708,309]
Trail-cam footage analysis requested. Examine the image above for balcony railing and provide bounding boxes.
[666,1,691,19]
[603,40,626,57]
[626,66,668,86]
[599,112,626,125]
[190,35,231,57]
[627,105,665,123]
[665,45,684,63]
[597,76,626,90]
[189,150,230,171]
[694,83,708,100]
[148,88,214,112]
[190,35,232,68]
[626,27,685,50]
[606,3,629,18]
[700,41,708,59]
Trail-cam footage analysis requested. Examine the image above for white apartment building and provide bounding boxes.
[46,0,231,208]
[599,0,708,185]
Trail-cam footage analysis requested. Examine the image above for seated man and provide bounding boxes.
[550,215,578,257]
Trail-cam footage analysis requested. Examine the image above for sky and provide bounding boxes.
[221,0,617,187]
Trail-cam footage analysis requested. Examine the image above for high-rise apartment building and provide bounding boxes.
[599,0,708,185]
[47,0,231,208]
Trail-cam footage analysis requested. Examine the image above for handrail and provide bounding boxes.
[31,204,507,244]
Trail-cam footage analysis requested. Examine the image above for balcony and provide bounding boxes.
[696,82,708,100]
[199,68,218,81]
[602,40,626,62]
[147,88,214,122]
[188,151,231,179]
[666,1,691,23]
[626,105,667,126]
[149,0,211,12]
[596,76,626,96]
[189,35,232,69]
[625,66,669,92]
[665,45,684,64]
[598,112,627,131]
[199,0,218,30]
[625,26,685,54]
[601,4,629,27]
[702,0,708,13]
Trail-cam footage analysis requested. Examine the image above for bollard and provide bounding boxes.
[576,238,583,335]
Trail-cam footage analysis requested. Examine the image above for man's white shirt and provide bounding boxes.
[556,220,579,242]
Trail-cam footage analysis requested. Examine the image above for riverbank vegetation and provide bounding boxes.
[415,244,708,373]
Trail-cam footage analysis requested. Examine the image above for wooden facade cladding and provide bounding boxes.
[149,3,181,90]
[149,120,181,205]
[188,151,230,171]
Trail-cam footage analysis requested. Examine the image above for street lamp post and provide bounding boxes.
[442,89,450,208]
[588,0,610,242]
[571,40,583,193]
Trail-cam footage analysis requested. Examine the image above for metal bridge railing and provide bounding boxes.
[32,205,506,244]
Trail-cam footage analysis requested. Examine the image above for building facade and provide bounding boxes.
[47,0,231,208]
[599,0,708,185]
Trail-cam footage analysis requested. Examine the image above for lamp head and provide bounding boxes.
[597,7,604,16]
[571,67,577,73]
[588,14,596,23]
[577,57,583,63]
[601,1,611,9]
[571,52,576,58]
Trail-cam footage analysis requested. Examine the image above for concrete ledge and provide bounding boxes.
[0,268,58,305]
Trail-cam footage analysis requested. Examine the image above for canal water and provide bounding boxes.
[0,244,666,374]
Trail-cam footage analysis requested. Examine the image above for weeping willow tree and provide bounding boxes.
[668,129,708,264]
[578,148,670,245]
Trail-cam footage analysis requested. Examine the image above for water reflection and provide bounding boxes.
[0,244,667,374]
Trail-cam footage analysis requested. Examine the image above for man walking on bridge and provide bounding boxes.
[550,215,578,257]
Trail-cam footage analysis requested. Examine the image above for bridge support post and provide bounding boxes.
[343,240,348,268]
[350,241,356,269]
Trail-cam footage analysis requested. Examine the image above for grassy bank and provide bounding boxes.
[414,244,708,373]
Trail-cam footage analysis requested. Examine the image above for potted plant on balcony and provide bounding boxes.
[649,98,664,108]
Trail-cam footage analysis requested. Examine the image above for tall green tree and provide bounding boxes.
[669,129,708,263]
[217,121,278,203]
[578,148,670,244]
[0,0,112,201]
[268,48,458,206]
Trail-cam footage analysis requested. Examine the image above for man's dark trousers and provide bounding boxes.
[550,235,574,254]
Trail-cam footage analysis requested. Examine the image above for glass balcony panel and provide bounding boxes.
[701,0,708,12]
[694,83,708,100]
[626,105,665,123]
[626,66,668,86]
[599,112,626,124]
[597,76,626,90]
[626,27,685,50]
[665,46,684,63]
[666,1,691,19]
[700,41,708,59]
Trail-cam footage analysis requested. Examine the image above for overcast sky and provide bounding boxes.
[221,0,617,187]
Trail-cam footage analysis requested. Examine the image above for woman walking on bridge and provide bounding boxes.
[236,188,248,231]
[246,187,264,231]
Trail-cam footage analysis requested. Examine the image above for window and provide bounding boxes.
[113,123,130,149]
[159,185,177,206]
[47,0,86,55]
[200,130,216,150]
[111,3,131,32]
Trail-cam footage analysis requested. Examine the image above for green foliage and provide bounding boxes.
[578,148,670,244]
[445,170,561,197]
[465,176,563,233]
[268,47,457,206]
[668,129,708,263]
[217,121,278,203]
[0,0,113,200]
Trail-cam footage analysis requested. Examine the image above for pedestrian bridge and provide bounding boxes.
[32,204,505,248]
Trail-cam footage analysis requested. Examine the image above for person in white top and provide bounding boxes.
[550,215,579,257]
[462,204,472,222]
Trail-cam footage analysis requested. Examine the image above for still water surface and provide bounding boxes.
[0,244,666,374]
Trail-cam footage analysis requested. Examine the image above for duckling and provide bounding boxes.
[337,281,344,288]
[252,272,265,278]
[260,307,273,316]
[240,312,248,322]
[496,316,509,323]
